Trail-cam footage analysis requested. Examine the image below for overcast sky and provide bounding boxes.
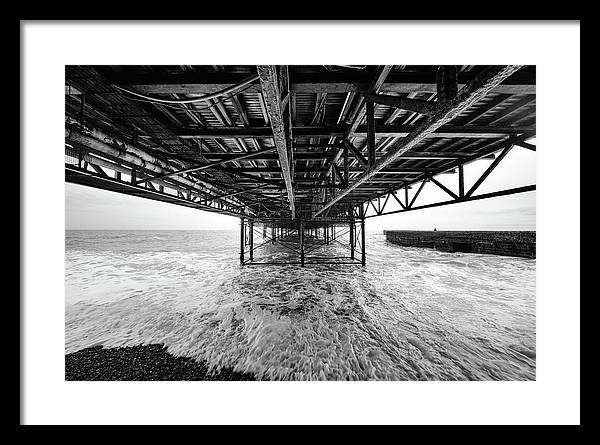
[65,143,536,231]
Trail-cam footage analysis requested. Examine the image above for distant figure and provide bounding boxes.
[434,228,437,231]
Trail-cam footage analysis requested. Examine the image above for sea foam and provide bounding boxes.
[65,230,536,380]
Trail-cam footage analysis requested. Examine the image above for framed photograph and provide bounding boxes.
[21,20,580,426]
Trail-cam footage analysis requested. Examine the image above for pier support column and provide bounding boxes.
[360,205,366,266]
[249,220,254,262]
[240,218,245,265]
[300,221,305,266]
[271,225,275,244]
[350,220,355,260]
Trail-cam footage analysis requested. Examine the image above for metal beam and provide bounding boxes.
[389,190,406,209]
[249,220,254,261]
[343,139,368,168]
[515,141,536,151]
[198,151,476,161]
[332,163,344,185]
[429,175,459,200]
[458,164,465,198]
[314,65,524,217]
[203,184,269,203]
[136,147,276,184]
[367,93,437,115]
[436,65,458,101]
[365,131,534,204]
[176,124,534,139]
[117,68,535,95]
[343,144,349,186]
[409,180,427,209]
[465,145,513,197]
[346,65,393,138]
[366,99,376,167]
[66,165,250,218]
[365,185,536,218]
[67,128,219,197]
[360,205,366,266]
[257,65,296,218]
[240,219,245,265]
[216,167,431,175]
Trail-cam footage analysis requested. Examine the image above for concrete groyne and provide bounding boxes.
[383,230,536,259]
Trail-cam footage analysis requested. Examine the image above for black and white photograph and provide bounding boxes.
[22,21,580,425]
[64,64,537,382]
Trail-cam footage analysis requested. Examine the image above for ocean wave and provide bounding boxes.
[65,230,536,380]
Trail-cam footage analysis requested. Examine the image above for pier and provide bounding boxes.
[65,65,536,265]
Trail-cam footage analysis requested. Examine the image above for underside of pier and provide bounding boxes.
[65,65,536,265]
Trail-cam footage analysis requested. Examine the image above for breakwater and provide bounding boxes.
[384,230,536,259]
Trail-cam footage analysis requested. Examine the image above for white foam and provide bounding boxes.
[65,231,536,380]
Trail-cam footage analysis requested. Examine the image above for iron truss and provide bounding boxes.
[65,65,536,266]
[361,132,536,219]
[239,218,366,266]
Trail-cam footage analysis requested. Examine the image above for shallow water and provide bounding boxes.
[65,229,536,380]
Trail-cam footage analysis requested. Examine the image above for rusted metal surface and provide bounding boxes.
[65,65,536,265]
[313,65,524,216]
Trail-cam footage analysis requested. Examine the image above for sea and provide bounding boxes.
[65,229,536,381]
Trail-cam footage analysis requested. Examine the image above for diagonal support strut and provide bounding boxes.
[313,65,524,217]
